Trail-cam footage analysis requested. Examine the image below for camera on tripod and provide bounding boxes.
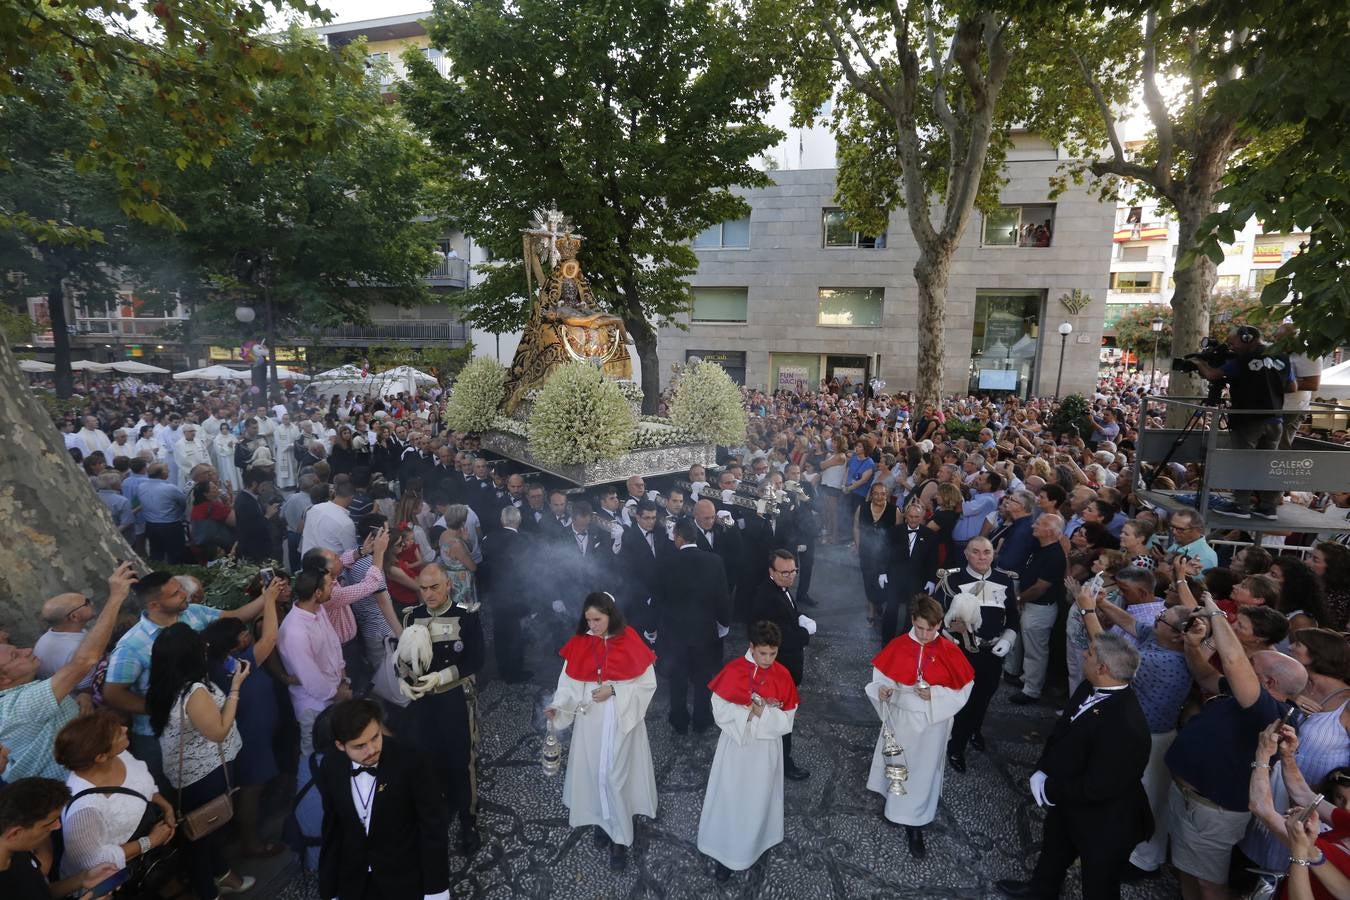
[1170,337,1232,375]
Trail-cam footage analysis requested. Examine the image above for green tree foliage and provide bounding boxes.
[0,0,357,237]
[1184,3,1350,356]
[1112,292,1259,360]
[399,0,786,413]
[777,0,1101,404]
[154,33,445,380]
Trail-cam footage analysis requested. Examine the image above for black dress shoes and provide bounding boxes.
[946,752,967,774]
[905,825,926,859]
[609,843,628,871]
[969,733,987,752]
[784,759,811,781]
[459,827,482,858]
[593,826,611,849]
[1009,692,1038,706]
[995,879,1048,898]
[714,862,732,882]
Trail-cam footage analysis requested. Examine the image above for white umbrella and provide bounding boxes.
[275,366,311,381]
[109,361,170,375]
[376,365,437,385]
[313,364,367,381]
[1318,359,1350,391]
[172,365,250,382]
[18,359,55,373]
[69,360,114,371]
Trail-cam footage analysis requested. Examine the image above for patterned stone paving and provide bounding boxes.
[277,544,1180,899]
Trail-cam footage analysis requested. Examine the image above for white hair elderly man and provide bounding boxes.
[95,470,136,541]
[172,422,212,490]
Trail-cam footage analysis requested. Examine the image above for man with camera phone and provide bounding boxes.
[1188,325,1295,519]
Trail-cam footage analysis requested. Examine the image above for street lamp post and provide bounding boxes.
[1054,322,1073,399]
[1150,316,1164,393]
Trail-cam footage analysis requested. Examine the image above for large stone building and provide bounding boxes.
[656,135,1115,398]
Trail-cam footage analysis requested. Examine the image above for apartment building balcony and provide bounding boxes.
[427,255,469,288]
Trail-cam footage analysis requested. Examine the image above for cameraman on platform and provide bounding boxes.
[1190,325,1295,520]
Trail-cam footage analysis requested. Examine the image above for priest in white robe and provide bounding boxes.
[214,423,240,493]
[133,425,161,461]
[75,416,113,464]
[697,623,798,882]
[546,593,657,872]
[172,424,213,489]
[865,595,974,858]
[271,413,302,489]
[107,428,134,463]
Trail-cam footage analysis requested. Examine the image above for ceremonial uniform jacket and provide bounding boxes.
[403,599,485,693]
[935,565,1021,650]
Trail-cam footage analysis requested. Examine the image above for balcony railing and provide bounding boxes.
[73,317,185,337]
[427,256,469,287]
[320,320,471,346]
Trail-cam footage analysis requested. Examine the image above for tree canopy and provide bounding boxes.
[398,0,786,411]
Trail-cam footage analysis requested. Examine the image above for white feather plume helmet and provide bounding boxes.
[943,592,983,633]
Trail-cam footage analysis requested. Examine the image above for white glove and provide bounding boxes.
[716,623,730,639]
[990,628,1017,658]
[551,600,567,615]
[691,480,708,497]
[1029,770,1053,807]
[646,490,660,502]
[877,574,888,589]
[721,489,735,503]
[716,510,734,526]
[797,614,817,636]
[395,624,433,677]
[608,520,624,539]
[643,631,658,643]
[413,672,442,695]
[397,679,424,702]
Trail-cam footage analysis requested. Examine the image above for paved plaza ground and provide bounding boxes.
[278,543,1180,899]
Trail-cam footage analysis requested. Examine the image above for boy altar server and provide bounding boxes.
[697,621,799,882]
[865,594,975,858]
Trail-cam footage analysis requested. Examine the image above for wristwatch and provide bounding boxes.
[139,836,152,855]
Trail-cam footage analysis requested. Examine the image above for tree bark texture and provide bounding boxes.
[914,250,953,405]
[47,277,74,399]
[0,339,137,644]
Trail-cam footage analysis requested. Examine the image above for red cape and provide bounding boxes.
[708,654,800,712]
[559,626,656,683]
[872,632,975,691]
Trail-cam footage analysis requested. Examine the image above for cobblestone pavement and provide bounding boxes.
[279,543,1180,899]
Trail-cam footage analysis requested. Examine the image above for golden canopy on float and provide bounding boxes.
[501,206,632,413]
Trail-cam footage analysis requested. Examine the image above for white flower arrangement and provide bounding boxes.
[669,360,747,446]
[614,380,645,403]
[629,418,698,449]
[527,363,636,464]
[488,415,528,438]
[444,356,507,432]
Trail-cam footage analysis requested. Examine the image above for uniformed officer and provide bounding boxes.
[934,536,1020,773]
[396,562,486,856]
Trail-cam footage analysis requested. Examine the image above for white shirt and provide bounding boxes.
[33,629,86,681]
[301,501,358,555]
[1284,353,1324,412]
[1070,684,1128,722]
[343,761,449,900]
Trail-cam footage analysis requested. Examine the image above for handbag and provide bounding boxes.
[371,635,412,708]
[174,691,236,841]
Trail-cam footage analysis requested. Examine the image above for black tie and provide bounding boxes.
[350,766,377,778]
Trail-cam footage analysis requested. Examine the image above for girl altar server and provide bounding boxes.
[865,594,974,858]
[697,621,799,882]
[545,591,658,872]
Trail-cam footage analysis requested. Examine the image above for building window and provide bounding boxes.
[970,290,1043,400]
[822,208,886,248]
[1119,244,1150,262]
[1109,272,1161,293]
[982,204,1055,247]
[1252,269,1279,291]
[1216,274,1240,291]
[1253,240,1284,265]
[817,287,883,327]
[422,47,448,77]
[693,217,750,249]
[365,52,393,87]
[1224,243,1246,258]
[690,287,748,324]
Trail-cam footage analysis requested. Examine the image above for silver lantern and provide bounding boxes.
[542,722,562,776]
[881,727,909,795]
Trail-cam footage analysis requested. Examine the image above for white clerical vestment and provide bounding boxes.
[696,692,795,870]
[77,427,112,464]
[174,437,213,488]
[865,652,973,826]
[550,665,657,846]
[214,431,240,492]
[271,422,302,488]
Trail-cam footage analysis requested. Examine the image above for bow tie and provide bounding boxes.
[350,766,377,778]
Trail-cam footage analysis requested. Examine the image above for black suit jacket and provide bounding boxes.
[480,527,531,614]
[232,490,272,562]
[1039,682,1153,855]
[656,546,731,645]
[886,526,936,601]
[694,522,743,596]
[617,524,671,633]
[317,740,450,900]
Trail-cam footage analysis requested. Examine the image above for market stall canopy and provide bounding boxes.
[172,365,250,382]
[18,359,55,372]
[376,365,437,385]
[1318,359,1350,392]
[275,366,311,381]
[108,361,170,375]
[69,360,114,371]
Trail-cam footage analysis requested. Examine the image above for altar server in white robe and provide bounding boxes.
[271,413,302,489]
[133,424,162,461]
[75,415,113,464]
[697,621,798,882]
[545,591,658,873]
[213,422,240,493]
[865,594,975,859]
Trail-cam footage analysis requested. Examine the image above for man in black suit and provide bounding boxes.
[541,488,572,542]
[616,499,670,645]
[880,502,935,643]
[554,501,608,619]
[478,505,533,683]
[996,632,1152,900]
[234,466,278,562]
[744,548,813,780]
[318,699,450,900]
[519,483,548,534]
[657,519,732,734]
[691,498,743,600]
